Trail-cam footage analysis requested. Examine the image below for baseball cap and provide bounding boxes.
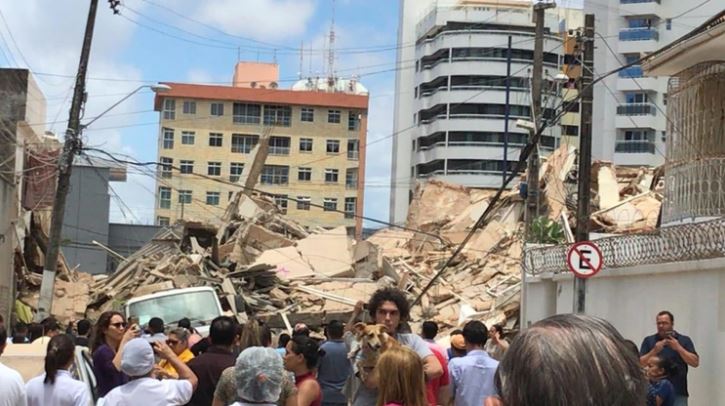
[121,338,155,377]
[450,333,466,350]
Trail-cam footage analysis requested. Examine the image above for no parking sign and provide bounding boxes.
[566,241,603,278]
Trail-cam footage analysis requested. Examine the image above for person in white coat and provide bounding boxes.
[26,333,90,406]
[0,325,27,406]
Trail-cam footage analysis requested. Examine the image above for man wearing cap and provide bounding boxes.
[101,338,198,405]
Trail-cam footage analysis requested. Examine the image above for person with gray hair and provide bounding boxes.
[484,314,648,406]
[230,347,285,406]
[156,328,195,379]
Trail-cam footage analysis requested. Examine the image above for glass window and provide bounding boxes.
[345,197,356,219]
[158,187,171,209]
[231,134,259,153]
[183,101,196,114]
[296,196,311,211]
[207,162,221,176]
[233,103,261,124]
[163,99,175,120]
[260,165,289,185]
[298,167,311,182]
[126,290,221,328]
[157,216,170,226]
[348,111,360,131]
[209,133,223,147]
[299,138,313,152]
[273,195,288,214]
[160,157,173,178]
[346,168,358,189]
[178,190,192,204]
[206,192,220,206]
[324,169,339,183]
[162,128,174,149]
[230,163,244,182]
[328,109,341,123]
[211,102,224,116]
[323,198,338,211]
[263,105,292,127]
[181,131,195,145]
[180,160,194,174]
[347,140,359,160]
[326,140,340,154]
[301,107,314,122]
[269,136,291,155]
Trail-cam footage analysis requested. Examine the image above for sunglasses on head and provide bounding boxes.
[110,322,127,329]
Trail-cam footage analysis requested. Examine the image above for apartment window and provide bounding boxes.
[344,197,356,219]
[348,111,360,131]
[561,125,579,137]
[346,168,358,189]
[160,157,173,178]
[231,134,259,153]
[209,132,223,147]
[233,103,261,124]
[228,191,234,201]
[624,92,649,104]
[326,140,340,154]
[269,136,291,155]
[301,107,314,122]
[298,167,312,182]
[260,165,289,185]
[162,128,174,149]
[562,101,580,113]
[666,18,672,30]
[323,198,338,211]
[263,105,292,127]
[207,161,221,176]
[273,195,288,214]
[211,102,224,116]
[183,101,196,114]
[230,163,244,182]
[158,187,171,209]
[328,109,341,123]
[206,192,220,206]
[181,131,195,145]
[180,160,194,174]
[178,190,192,204]
[157,216,170,226]
[162,99,175,120]
[299,138,313,152]
[296,196,311,211]
[347,140,359,160]
[325,168,339,183]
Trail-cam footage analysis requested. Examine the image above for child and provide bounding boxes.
[376,346,428,406]
[646,356,676,406]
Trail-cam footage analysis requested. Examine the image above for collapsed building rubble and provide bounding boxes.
[12,144,663,331]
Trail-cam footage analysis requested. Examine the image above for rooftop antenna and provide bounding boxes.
[327,0,336,83]
[299,41,304,79]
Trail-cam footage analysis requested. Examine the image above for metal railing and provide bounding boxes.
[620,0,660,4]
[523,217,725,275]
[615,141,656,154]
[619,65,644,78]
[617,103,657,116]
[619,28,659,41]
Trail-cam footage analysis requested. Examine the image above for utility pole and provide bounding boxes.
[574,14,595,314]
[36,0,99,321]
[502,35,512,185]
[526,1,554,239]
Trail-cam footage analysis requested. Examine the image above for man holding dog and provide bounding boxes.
[347,287,443,406]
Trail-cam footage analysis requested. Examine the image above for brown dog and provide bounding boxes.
[352,322,399,382]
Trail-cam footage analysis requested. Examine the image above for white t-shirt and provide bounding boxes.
[0,361,27,406]
[100,377,193,406]
[26,370,91,406]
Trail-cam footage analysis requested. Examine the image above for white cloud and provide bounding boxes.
[194,0,316,42]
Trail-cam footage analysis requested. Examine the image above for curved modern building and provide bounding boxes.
[390,0,572,224]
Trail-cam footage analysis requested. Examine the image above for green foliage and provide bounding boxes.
[531,216,566,244]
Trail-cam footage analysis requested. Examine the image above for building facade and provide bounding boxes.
[152,64,369,236]
[390,0,573,224]
[584,0,722,167]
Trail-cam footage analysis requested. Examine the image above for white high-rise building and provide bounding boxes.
[585,0,722,167]
[390,0,572,224]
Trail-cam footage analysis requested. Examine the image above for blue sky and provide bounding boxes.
[0,0,400,226]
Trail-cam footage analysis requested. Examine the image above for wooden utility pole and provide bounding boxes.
[37,0,99,320]
[574,14,595,314]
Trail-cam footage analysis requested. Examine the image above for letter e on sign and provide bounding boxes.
[566,241,603,278]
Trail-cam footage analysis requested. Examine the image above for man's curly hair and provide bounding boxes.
[368,287,410,321]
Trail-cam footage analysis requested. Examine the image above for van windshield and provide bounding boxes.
[127,290,220,326]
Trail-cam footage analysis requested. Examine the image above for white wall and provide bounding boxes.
[524,257,725,405]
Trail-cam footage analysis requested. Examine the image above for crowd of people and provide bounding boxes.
[0,289,699,406]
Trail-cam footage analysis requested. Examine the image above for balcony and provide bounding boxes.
[615,141,655,154]
[617,103,656,116]
[619,28,659,42]
[618,65,643,78]
[619,0,662,17]
[620,0,660,4]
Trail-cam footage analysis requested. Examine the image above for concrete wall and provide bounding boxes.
[524,258,725,405]
[0,178,16,324]
[107,223,161,272]
[62,166,111,274]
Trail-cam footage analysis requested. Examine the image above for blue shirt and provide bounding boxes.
[640,332,697,397]
[448,349,499,406]
[318,340,352,404]
[647,379,675,406]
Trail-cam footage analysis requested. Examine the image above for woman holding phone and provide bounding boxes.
[91,311,140,397]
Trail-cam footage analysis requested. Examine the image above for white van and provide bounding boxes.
[124,286,224,337]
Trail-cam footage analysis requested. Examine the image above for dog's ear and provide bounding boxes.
[354,322,367,336]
